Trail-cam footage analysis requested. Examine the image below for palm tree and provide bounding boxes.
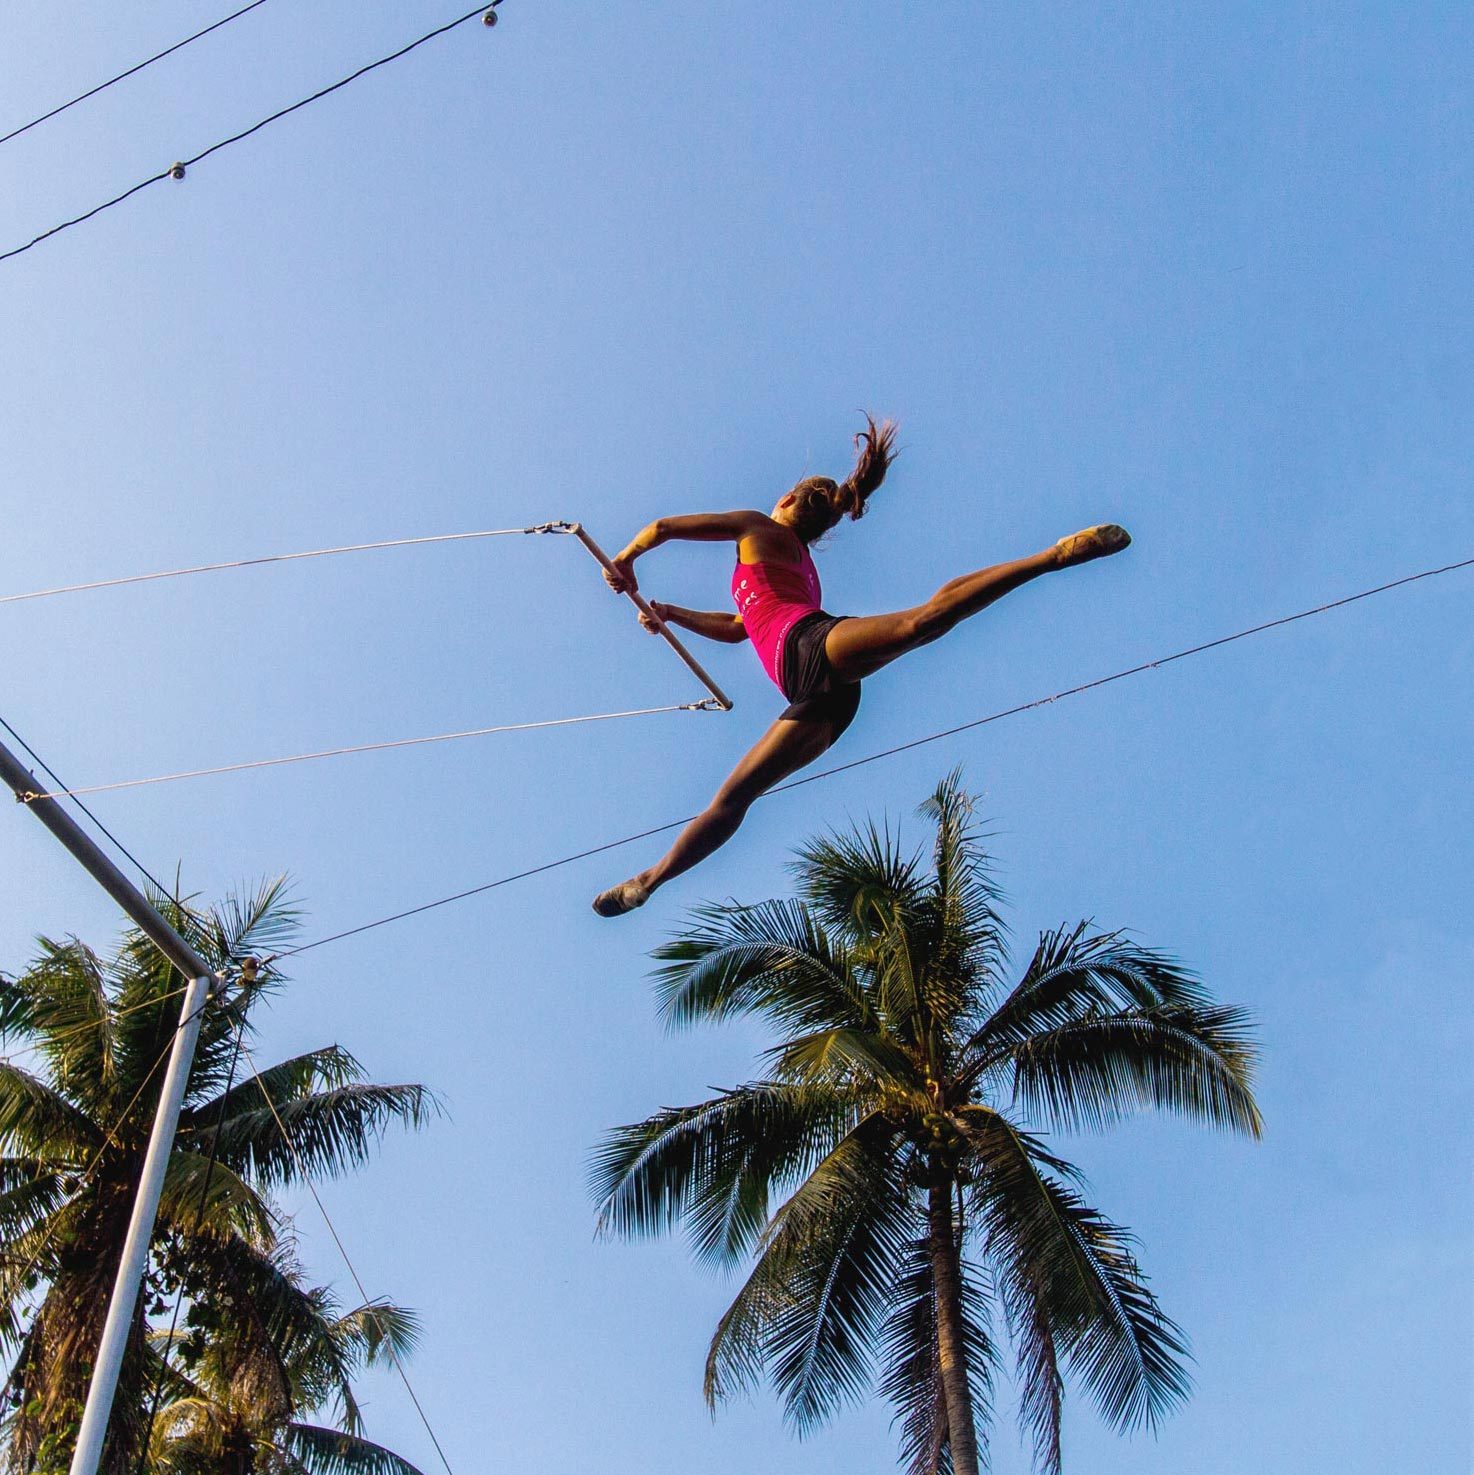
[592,774,1261,1475]
[0,880,433,1475]
[146,1241,425,1475]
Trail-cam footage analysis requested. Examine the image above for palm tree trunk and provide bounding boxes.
[928,1181,981,1475]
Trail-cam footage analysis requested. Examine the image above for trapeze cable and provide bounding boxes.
[0,2,505,265]
[0,0,273,149]
[0,524,569,606]
[1,517,734,709]
[0,710,172,895]
[237,1035,458,1475]
[21,700,722,802]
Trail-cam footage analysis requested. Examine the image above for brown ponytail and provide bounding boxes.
[787,413,899,543]
[835,413,898,520]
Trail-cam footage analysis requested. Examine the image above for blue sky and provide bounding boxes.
[1,2,1470,1471]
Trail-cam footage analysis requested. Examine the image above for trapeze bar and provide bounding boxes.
[565,524,734,712]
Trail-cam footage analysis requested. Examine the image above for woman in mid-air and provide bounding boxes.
[592,416,1130,917]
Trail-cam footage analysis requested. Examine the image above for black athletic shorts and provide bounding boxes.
[779,611,861,737]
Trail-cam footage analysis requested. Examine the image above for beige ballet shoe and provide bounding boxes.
[592,878,651,918]
[1055,524,1131,567]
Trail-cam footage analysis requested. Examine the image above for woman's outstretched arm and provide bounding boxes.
[641,602,747,644]
[606,510,771,593]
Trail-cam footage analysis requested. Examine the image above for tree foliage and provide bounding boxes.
[0,881,432,1475]
[593,773,1260,1474]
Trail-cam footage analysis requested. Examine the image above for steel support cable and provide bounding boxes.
[8,518,729,802]
[0,711,171,896]
[0,0,273,149]
[0,525,564,607]
[25,701,720,802]
[237,1037,456,1475]
[0,2,504,266]
[280,551,1474,958]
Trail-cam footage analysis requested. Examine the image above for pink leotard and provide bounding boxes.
[731,542,822,692]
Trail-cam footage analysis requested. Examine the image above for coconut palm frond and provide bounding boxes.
[653,899,874,1033]
[976,927,1217,1054]
[762,1026,921,1095]
[918,770,1009,991]
[791,816,927,942]
[969,1113,1191,1448]
[703,1121,908,1428]
[183,1048,365,1136]
[751,1118,913,1431]
[284,1422,430,1475]
[13,939,117,1099]
[0,1063,100,1158]
[1004,1004,1262,1136]
[0,1163,76,1244]
[204,876,302,976]
[592,1083,863,1266]
[196,1081,436,1189]
[157,1149,276,1244]
[0,974,36,1042]
[331,1301,420,1369]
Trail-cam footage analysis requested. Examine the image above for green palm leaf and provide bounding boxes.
[157,1150,275,1244]
[593,1082,864,1266]
[977,926,1217,1050]
[654,899,875,1033]
[1001,1005,1262,1136]
[706,1115,911,1430]
[763,1026,922,1095]
[0,1063,100,1157]
[791,817,926,940]
[283,1423,429,1475]
[195,1079,435,1188]
[16,939,117,1100]
[967,1111,1191,1455]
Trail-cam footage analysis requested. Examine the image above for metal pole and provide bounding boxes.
[0,741,214,981]
[565,524,734,711]
[67,972,212,1475]
[0,733,219,1475]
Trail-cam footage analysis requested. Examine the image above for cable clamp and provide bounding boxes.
[220,952,278,989]
[525,521,577,535]
[688,698,726,713]
[14,788,40,805]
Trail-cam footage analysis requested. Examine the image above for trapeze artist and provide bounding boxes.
[592,416,1129,916]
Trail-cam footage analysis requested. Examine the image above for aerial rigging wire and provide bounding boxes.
[0,524,558,606]
[238,1036,458,1475]
[6,519,730,802]
[0,711,171,894]
[0,2,506,266]
[0,0,274,149]
[23,701,722,801]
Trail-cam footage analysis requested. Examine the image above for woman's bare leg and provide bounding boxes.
[592,716,838,915]
[825,525,1128,683]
